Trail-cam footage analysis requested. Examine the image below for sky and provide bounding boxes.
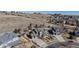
[24,11,79,15]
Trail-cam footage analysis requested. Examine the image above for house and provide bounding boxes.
[48,26,63,35]
[74,27,79,36]
[0,32,20,48]
[65,18,77,26]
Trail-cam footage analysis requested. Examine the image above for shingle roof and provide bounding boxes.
[0,32,17,45]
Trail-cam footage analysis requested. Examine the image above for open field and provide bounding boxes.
[0,13,49,34]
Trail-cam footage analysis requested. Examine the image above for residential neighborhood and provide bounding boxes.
[0,11,79,48]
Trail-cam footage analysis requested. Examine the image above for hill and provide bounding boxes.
[0,13,49,34]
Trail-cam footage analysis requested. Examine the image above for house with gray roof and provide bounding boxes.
[0,32,20,48]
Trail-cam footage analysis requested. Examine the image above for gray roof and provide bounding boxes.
[46,42,79,48]
[0,32,17,45]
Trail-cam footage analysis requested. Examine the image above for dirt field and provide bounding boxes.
[0,14,49,34]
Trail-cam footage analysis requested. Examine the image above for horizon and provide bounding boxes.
[23,11,79,15]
